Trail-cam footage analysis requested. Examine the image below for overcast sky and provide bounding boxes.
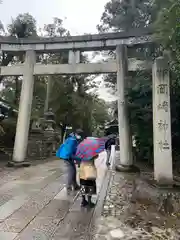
[0,0,115,101]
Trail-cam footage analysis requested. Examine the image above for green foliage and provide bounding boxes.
[154,0,179,50]
[49,73,109,136]
[1,13,39,109]
[97,0,156,32]
[44,17,70,37]
[127,71,153,161]
[8,13,37,38]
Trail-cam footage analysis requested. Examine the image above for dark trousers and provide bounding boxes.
[64,159,77,188]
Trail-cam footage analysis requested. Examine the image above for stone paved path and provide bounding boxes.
[0,152,108,240]
[2,151,179,239]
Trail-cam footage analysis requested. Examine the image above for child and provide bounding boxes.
[79,157,97,208]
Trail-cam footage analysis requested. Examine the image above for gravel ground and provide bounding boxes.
[94,170,180,239]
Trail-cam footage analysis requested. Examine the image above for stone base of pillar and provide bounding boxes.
[146,179,174,189]
[7,161,31,168]
[115,164,140,173]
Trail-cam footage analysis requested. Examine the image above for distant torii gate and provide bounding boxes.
[0,28,173,184]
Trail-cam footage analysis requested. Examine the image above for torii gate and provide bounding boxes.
[0,28,173,184]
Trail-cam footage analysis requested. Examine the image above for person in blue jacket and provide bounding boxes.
[56,129,83,191]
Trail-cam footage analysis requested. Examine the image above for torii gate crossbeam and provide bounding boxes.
[0,28,152,52]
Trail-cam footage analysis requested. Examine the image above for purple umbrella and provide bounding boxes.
[74,137,107,161]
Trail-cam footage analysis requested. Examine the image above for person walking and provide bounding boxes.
[79,157,97,208]
[74,136,108,208]
[105,134,116,166]
[56,129,83,192]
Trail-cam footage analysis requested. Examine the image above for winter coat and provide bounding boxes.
[56,133,79,160]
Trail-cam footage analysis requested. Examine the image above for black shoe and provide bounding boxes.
[88,201,96,208]
[87,195,96,208]
[81,199,88,207]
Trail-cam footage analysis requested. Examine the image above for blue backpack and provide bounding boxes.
[56,135,78,160]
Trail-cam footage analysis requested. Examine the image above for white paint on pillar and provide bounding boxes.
[116,45,133,166]
[13,50,36,162]
[152,57,173,183]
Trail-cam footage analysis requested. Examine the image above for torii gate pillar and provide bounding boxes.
[115,45,137,172]
[8,50,35,167]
